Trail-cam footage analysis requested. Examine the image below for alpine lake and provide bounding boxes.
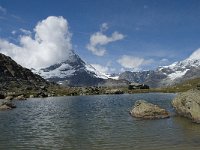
[0,93,200,150]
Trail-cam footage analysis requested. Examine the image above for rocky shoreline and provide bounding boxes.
[0,100,16,110]
[1,86,200,125]
[128,87,200,124]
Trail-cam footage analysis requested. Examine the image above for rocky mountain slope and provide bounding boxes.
[0,53,49,93]
[34,50,129,87]
[33,52,105,86]
[119,56,200,87]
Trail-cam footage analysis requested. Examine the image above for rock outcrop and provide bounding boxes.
[5,96,14,100]
[130,100,170,119]
[0,53,49,93]
[0,53,56,98]
[172,89,200,123]
[15,95,26,100]
[0,100,16,110]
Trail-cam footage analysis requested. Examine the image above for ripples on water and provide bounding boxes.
[0,93,200,150]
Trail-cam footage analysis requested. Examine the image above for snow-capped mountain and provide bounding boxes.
[33,46,200,88]
[32,50,128,87]
[32,51,108,86]
[119,55,200,87]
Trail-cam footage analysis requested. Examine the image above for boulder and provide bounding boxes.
[172,89,200,123]
[0,100,16,110]
[130,100,170,119]
[5,96,14,100]
[29,95,34,98]
[15,95,26,100]
[37,92,48,98]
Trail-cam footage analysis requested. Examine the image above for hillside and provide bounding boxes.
[0,53,50,96]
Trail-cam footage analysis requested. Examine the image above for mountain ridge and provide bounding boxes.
[0,53,49,93]
[119,56,200,87]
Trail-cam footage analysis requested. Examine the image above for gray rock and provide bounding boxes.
[105,89,124,94]
[15,95,26,100]
[0,100,16,110]
[29,95,34,98]
[172,89,200,123]
[130,100,170,119]
[5,96,14,100]
[37,92,48,98]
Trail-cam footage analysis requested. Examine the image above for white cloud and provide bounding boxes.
[161,58,169,62]
[188,48,200,60]
[0,16,72,69]
[117,55,153,70]
[0,6,6,14]
[120,68,125,72]
[11,30,17,35]
[91,64,109,74]
[87,23,124,56]
[20,28,32,35]
[100,23,108,32]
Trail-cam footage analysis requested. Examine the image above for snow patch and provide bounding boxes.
[168,69,189,80]
[85,64,108,79]
[35,63,76,79]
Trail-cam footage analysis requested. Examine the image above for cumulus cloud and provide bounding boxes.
[100,23,109,32]
[11,30,17,35]
[0,16,73,69]
[117,55,153,70]
[20,28,32,35]
[86,23,124,56]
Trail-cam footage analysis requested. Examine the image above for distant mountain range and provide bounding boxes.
[30,48,200,88]
[119,57,200,87]
[1,47,200,88]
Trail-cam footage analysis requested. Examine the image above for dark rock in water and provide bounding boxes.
[0,100,16,110]
[172,89,200,123]
[130,100,170,119]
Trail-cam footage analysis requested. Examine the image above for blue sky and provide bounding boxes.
[1,0,200,73]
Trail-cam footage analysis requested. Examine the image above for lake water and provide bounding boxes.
[0,93,200,150]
